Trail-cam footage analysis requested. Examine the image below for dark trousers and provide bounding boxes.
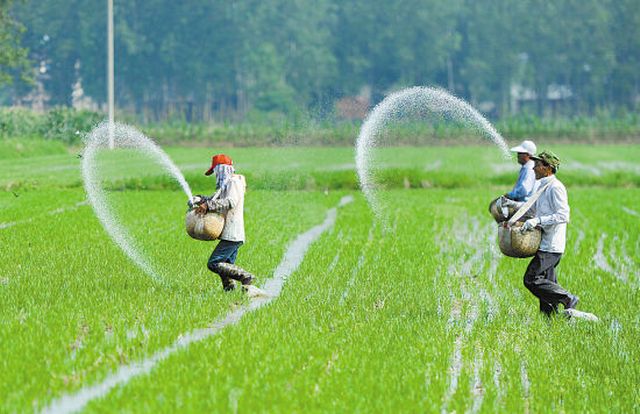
[207,240,243,273]
[524,251,571,314]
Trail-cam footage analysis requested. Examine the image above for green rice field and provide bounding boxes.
[1,144,639,412]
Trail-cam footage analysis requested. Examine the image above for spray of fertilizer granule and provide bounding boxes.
[355,86,511,227]
[82,122,193,278]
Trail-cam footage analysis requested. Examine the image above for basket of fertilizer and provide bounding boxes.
[185,193,225,241]
[489,197,516,223]
[185,208,224,241]
[496,180,553,258]
[498,221,541,258]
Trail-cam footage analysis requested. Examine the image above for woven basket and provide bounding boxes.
[498,221,541,258]
[489,197,515,223]
[185,209,225,241]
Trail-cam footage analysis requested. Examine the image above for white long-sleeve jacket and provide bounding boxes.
[205,174,246,242]
[527,175,570,253]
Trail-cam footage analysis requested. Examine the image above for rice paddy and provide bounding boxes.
[0,144,638,412]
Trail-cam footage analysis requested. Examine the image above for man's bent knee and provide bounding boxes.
[523,274,537,291]
[208,260,222,273]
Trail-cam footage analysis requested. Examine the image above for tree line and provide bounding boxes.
[2,0,639,121]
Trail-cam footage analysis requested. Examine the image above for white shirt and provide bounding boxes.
[206,174,246,242]
[529,175,570,253]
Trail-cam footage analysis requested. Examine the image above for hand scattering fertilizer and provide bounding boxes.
[82,122,194,277]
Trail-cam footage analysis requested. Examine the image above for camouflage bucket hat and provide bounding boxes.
[532,150,560,170]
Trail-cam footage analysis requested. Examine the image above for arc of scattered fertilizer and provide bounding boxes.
[40,195,354,414]
[355,86,510,225]
[82,122,194,279]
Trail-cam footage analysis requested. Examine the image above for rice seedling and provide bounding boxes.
[0,145,638,412]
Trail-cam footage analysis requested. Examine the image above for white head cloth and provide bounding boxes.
[213,164,235,190]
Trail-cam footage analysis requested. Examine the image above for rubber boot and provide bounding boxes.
[215,262,255,286]
[220,275,237,292]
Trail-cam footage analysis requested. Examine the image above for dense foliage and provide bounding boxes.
[2,106,639,147]
[4,0,640,120]
[0,106,103,143]
[0,0,30,85]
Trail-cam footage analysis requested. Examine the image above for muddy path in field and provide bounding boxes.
[438,214,502,413]
[436,209,617,411]
[40,195,354,414]
[594,232,639,286]
[437,212,552,412]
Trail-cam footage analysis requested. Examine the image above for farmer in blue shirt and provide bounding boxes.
[504,140,538,201]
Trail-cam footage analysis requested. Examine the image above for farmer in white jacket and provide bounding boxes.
[190,154,254,291]
[502,151,579,315]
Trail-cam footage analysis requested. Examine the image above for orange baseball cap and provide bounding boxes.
[205,154,233,176]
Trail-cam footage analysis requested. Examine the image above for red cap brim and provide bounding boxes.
[205,166,215,176]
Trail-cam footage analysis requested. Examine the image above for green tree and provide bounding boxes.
[552,0,614,113]
[607,0,640,108]
[0,0,31,85]
[332,0,462,103]
[510,0,614,115]
[10,0,87,106]
[6,0,639,118]
[456,0,524,116]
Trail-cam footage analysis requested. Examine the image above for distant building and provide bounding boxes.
[510,83,573,115]
[335,86,371,120]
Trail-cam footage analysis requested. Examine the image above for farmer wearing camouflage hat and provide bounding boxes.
[188,154,255,291]
[501,150,579,315]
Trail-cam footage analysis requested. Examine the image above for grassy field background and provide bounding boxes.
[1,143,639,412]
[1,144,639,193]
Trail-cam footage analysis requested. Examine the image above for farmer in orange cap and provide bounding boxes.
[188,154,254,291]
